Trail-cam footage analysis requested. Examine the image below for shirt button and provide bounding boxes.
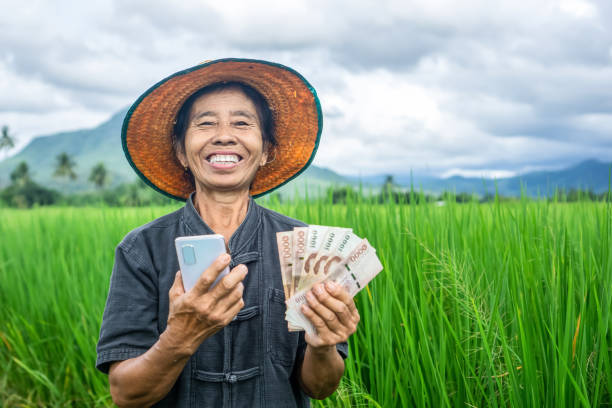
[229,374,237,383]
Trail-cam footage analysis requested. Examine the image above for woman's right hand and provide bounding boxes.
[163,253,247,356]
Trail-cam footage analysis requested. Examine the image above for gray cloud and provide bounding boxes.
[1,0,611,177]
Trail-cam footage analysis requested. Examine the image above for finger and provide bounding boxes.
[224,295,246,323]
[191,253,231,295]
[208,264,248,300]
[209,289,245,327]
[305,290,343,333]
[301,304,341,345]
[324,281,354,310]
[325,281,359,321]
[312,283,353,327]
[201,295,245,332]
[169,270,185,300]
[302,304,329,334]
[213,281,245,311]
[325,281,360,323]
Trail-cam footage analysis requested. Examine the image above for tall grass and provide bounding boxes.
[0,197,610,406]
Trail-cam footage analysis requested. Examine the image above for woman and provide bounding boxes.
[96,59,360,407]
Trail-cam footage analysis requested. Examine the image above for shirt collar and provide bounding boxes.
[182,192,261,255]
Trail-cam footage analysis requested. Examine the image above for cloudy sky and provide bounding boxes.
[1,0,611,177]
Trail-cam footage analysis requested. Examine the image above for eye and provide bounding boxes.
[197,120,216,127]
[234,121,251,127]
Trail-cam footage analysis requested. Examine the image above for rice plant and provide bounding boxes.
[0,196,610,406]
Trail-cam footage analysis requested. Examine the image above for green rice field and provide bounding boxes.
[1,197,611,407]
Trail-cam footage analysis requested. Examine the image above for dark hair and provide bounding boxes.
[172,82,276,156]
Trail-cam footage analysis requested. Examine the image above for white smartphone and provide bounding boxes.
[175,234,229,292]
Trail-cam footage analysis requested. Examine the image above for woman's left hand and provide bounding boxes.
[301,281,360,348]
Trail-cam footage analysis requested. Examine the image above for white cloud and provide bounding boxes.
[0,60,72,112]
[1,0,611,177]
[559,0,597,18]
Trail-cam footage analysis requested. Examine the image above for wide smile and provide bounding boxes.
[205,153,244,169]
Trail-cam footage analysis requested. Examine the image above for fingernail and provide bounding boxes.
[306,292,315,302]
[314,284,324,295]
[239,264,248,273]
[326,281,336,290]
[221,253,230,262]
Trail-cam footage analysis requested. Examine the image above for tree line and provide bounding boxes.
[323,175,612,204]
[8,153,109,188]
[1,155,112,207]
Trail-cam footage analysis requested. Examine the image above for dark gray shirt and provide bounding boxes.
[96,195,348,407]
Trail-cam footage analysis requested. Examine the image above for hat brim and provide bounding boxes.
[122,58,322,201]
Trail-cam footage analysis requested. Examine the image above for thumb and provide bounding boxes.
[169,270,185,300]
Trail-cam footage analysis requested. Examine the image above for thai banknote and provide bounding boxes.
[276,230,294,300]
[296,229,361,293]
[286,238,382,333]
[300,225,328,275]
[292,227,308,296]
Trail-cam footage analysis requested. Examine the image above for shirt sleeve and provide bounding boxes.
[336,341,349,359]
[96,240,160,374]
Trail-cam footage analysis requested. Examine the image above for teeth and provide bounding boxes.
[209,154,239,164]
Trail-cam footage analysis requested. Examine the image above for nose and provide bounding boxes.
[212,122,237,145]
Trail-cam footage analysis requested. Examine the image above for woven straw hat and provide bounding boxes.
[122,58,322,200]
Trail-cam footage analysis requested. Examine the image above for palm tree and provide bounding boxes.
[53,152,77,181]
[382,174,395,196]
[88,162,108,189]
[0,125,16,154]
[10,161,31,186]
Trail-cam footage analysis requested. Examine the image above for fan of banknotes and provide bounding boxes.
[276,226,384,334]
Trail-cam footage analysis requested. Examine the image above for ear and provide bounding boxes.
[174,139,188,168]
[260,143,270,167]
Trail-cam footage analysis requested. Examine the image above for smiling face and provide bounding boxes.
[176,87,269,196]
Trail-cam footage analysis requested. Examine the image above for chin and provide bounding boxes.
[198,179,252,194]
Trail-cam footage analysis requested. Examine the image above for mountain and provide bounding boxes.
[0,109,350,194]
[502,159,611,196]
[0,109,131,191]
[272,165,350,198]
[350,159,612,197]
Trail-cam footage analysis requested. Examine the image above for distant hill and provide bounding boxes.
[0,108,350,194]
[348,159,612,197]
[500,159,611,196]
[0,109,131,191]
